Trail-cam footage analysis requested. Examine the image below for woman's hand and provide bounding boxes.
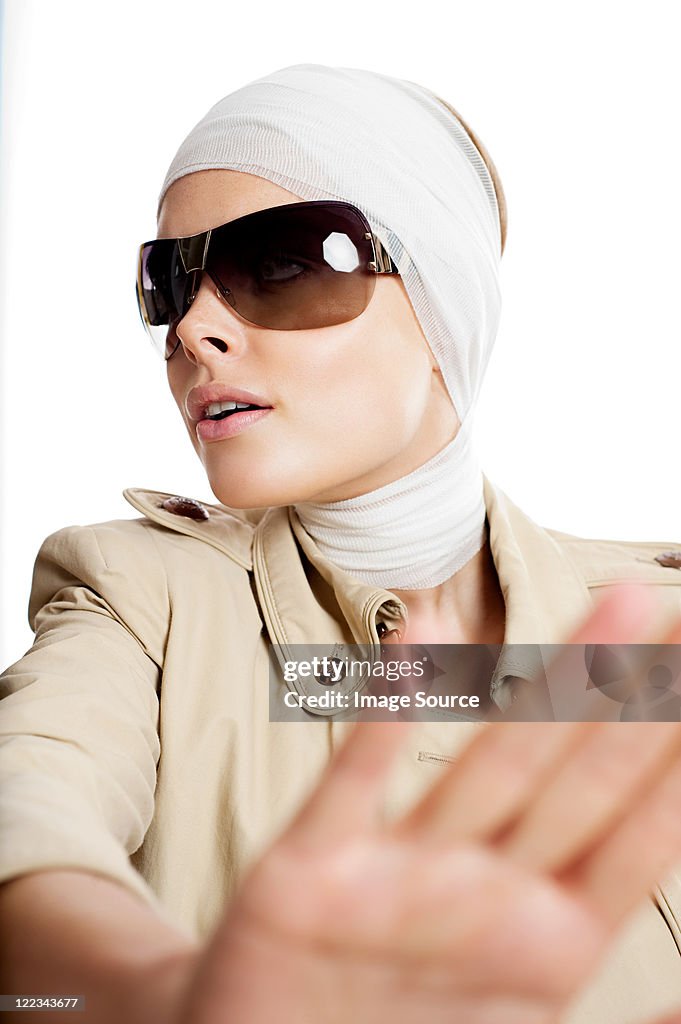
[177,584,681,1024]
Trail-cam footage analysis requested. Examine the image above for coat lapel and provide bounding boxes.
[483,474,593,643]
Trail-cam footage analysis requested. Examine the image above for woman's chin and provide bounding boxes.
[208,482,308,511]
[204,459,347,509]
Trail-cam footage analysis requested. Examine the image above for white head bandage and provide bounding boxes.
[158,63,503,590]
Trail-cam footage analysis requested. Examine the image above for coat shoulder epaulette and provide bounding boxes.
[121,487,259,570]
[547,528,681,588]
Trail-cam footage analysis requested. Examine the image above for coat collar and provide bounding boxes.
[123,476,594,708]
[282,474,594,645]
[122,476,595,643]
[481,475,594,707]
[122,486,406,648]
[481,474,594,644]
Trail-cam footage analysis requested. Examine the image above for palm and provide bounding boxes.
[220,826,607,1024]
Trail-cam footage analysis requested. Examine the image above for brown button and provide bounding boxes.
[160,496,210,521]
[654,550,681,569]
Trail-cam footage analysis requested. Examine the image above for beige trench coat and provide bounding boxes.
[2,474,681,1022]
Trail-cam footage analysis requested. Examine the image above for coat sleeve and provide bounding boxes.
[0,521,170,914]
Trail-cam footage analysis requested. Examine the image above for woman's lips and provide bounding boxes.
[186,383,272,422]
[196,407,273,442]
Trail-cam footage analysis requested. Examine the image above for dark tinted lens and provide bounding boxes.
[140,239,177,323]
[206,202,376,330]
[139,239,192,358]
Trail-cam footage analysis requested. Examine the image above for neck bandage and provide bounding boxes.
[158,63,503,590]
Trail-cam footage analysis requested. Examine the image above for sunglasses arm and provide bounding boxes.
[367,232,399,274]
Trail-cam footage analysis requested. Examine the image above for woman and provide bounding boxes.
[2,63,681,1024]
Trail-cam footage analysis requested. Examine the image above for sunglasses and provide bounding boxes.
[136,200,400,360]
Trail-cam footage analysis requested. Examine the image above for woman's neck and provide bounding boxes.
[388,535,506,645]
[294,415,488,592]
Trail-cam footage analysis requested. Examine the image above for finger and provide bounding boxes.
[562,752,681,927]
[556,620,681,927]
[499,721,681,872]
[393,584,657,845]
[500,613,681,871]
[284,719,415,852]
[507,582,660,723]
[395,721,591,843]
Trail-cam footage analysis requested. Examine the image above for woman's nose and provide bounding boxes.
[173,272,242,363]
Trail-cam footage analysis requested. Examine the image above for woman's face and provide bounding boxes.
[158,169,458,508]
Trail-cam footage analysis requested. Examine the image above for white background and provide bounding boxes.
[1,0,679,666]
